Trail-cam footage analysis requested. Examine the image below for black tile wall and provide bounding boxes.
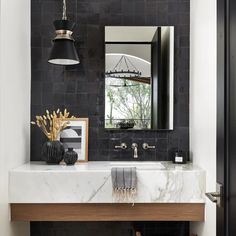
[31,0,190,162]
[31,1,190,234]
[31,221,189,236]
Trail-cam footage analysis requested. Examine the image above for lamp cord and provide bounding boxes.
[62,0,67,20]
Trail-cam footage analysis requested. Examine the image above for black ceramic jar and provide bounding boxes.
[42,140,65,164]
[64,148,78,165]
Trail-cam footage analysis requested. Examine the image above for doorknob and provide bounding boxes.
[205,182,223,207]
[205,192,220,203]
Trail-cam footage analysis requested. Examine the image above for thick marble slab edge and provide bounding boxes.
[9,161,206,204]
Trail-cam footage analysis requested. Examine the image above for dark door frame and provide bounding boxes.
[217,0,231,235]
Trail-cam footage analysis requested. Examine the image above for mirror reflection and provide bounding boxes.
[105,26,174,130]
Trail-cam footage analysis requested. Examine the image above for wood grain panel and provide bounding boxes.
[11,203,205,222]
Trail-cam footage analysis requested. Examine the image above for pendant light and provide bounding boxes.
[48,0,80,65]
[105,55,142,79]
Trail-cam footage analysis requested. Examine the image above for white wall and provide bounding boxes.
[0,0,31,235]
[190,0,217,235]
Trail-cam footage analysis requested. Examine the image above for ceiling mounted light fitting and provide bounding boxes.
[48,0,80,65]
[105,55,142,79]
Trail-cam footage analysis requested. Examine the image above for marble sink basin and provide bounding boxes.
[9,161,206,204]
[109,161,165,170]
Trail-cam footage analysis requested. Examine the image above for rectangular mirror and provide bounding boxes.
[105,26,174,130]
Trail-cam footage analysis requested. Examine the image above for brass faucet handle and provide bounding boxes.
[142,143,156,150]
[114,143,127,150]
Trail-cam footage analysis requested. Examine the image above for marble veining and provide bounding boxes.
[9,161,205,203]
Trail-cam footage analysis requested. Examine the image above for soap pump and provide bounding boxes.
[173,150,187,164]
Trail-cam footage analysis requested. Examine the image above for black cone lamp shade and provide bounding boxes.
[48,20,80,65]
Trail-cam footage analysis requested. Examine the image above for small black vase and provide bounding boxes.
[64,148,78,165]
[42,140,65,164]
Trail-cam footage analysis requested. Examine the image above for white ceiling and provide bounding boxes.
[105,26,158,42]
[106,44,151,62]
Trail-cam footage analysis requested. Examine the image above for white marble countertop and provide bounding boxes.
[9,161,206,204]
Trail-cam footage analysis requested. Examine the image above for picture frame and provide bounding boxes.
[55,118,89,162]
